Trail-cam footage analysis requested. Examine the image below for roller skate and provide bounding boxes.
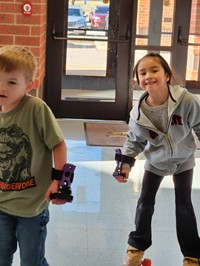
[183,257,200,266]
[123,246,151,266]
[140,258,151,266]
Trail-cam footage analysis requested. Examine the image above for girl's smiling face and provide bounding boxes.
[137,57,170,94]
[0,70,33,112]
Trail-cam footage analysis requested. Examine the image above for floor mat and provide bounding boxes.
[84,121,128,147]
[84,121,200,149]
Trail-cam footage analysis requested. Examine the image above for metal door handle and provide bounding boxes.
[51,23,129,43]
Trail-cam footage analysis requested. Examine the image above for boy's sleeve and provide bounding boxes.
[36,103,65,150]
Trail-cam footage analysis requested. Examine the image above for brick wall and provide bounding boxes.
[0,0,47,91]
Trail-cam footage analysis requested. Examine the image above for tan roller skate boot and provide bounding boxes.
[183,257,200,266]
[123,246,144,266]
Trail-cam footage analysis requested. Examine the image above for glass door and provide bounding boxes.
[45,0,133,120]
[45,0,199,120]
[131,0,200,102]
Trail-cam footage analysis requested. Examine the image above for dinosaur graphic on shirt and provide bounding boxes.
[0,124,36,191]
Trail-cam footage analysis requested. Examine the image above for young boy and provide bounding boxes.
[0,45,67,266]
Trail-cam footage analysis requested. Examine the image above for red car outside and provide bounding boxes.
[91,5,109,29]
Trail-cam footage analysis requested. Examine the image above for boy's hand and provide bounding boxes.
[45,181,66,205]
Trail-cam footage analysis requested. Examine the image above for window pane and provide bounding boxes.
[61,1,116,102]
[186,0,200,81]
[65,3,110,77]
[136,0,174,47]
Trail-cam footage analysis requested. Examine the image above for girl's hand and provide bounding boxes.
[115,169,129,183]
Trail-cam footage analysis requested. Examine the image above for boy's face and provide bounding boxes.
[0,69,33,112]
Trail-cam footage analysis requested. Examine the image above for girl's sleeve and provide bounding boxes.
[122,118,147,158]
[188,94,200,140]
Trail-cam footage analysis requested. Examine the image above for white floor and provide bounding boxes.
[13,119,200,266]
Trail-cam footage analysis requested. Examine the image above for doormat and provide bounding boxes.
[84,122,200,149]
[84,122,129,147]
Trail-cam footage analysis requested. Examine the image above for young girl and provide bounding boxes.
[115,53,200,266]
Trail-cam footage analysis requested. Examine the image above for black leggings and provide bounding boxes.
[128,169,200,257]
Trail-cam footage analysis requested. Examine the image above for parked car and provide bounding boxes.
[68,5,87,35]
[91,5,109,29]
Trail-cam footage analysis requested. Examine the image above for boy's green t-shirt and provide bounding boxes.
[0,94,65,217]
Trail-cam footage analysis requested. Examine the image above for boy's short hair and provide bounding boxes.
[0,45,37,82]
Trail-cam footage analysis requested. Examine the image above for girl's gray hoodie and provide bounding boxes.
[123,85,200,176]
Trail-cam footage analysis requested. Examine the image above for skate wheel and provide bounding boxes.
[141,258,151,266]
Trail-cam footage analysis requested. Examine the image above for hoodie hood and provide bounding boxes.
[130,85,188,121]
